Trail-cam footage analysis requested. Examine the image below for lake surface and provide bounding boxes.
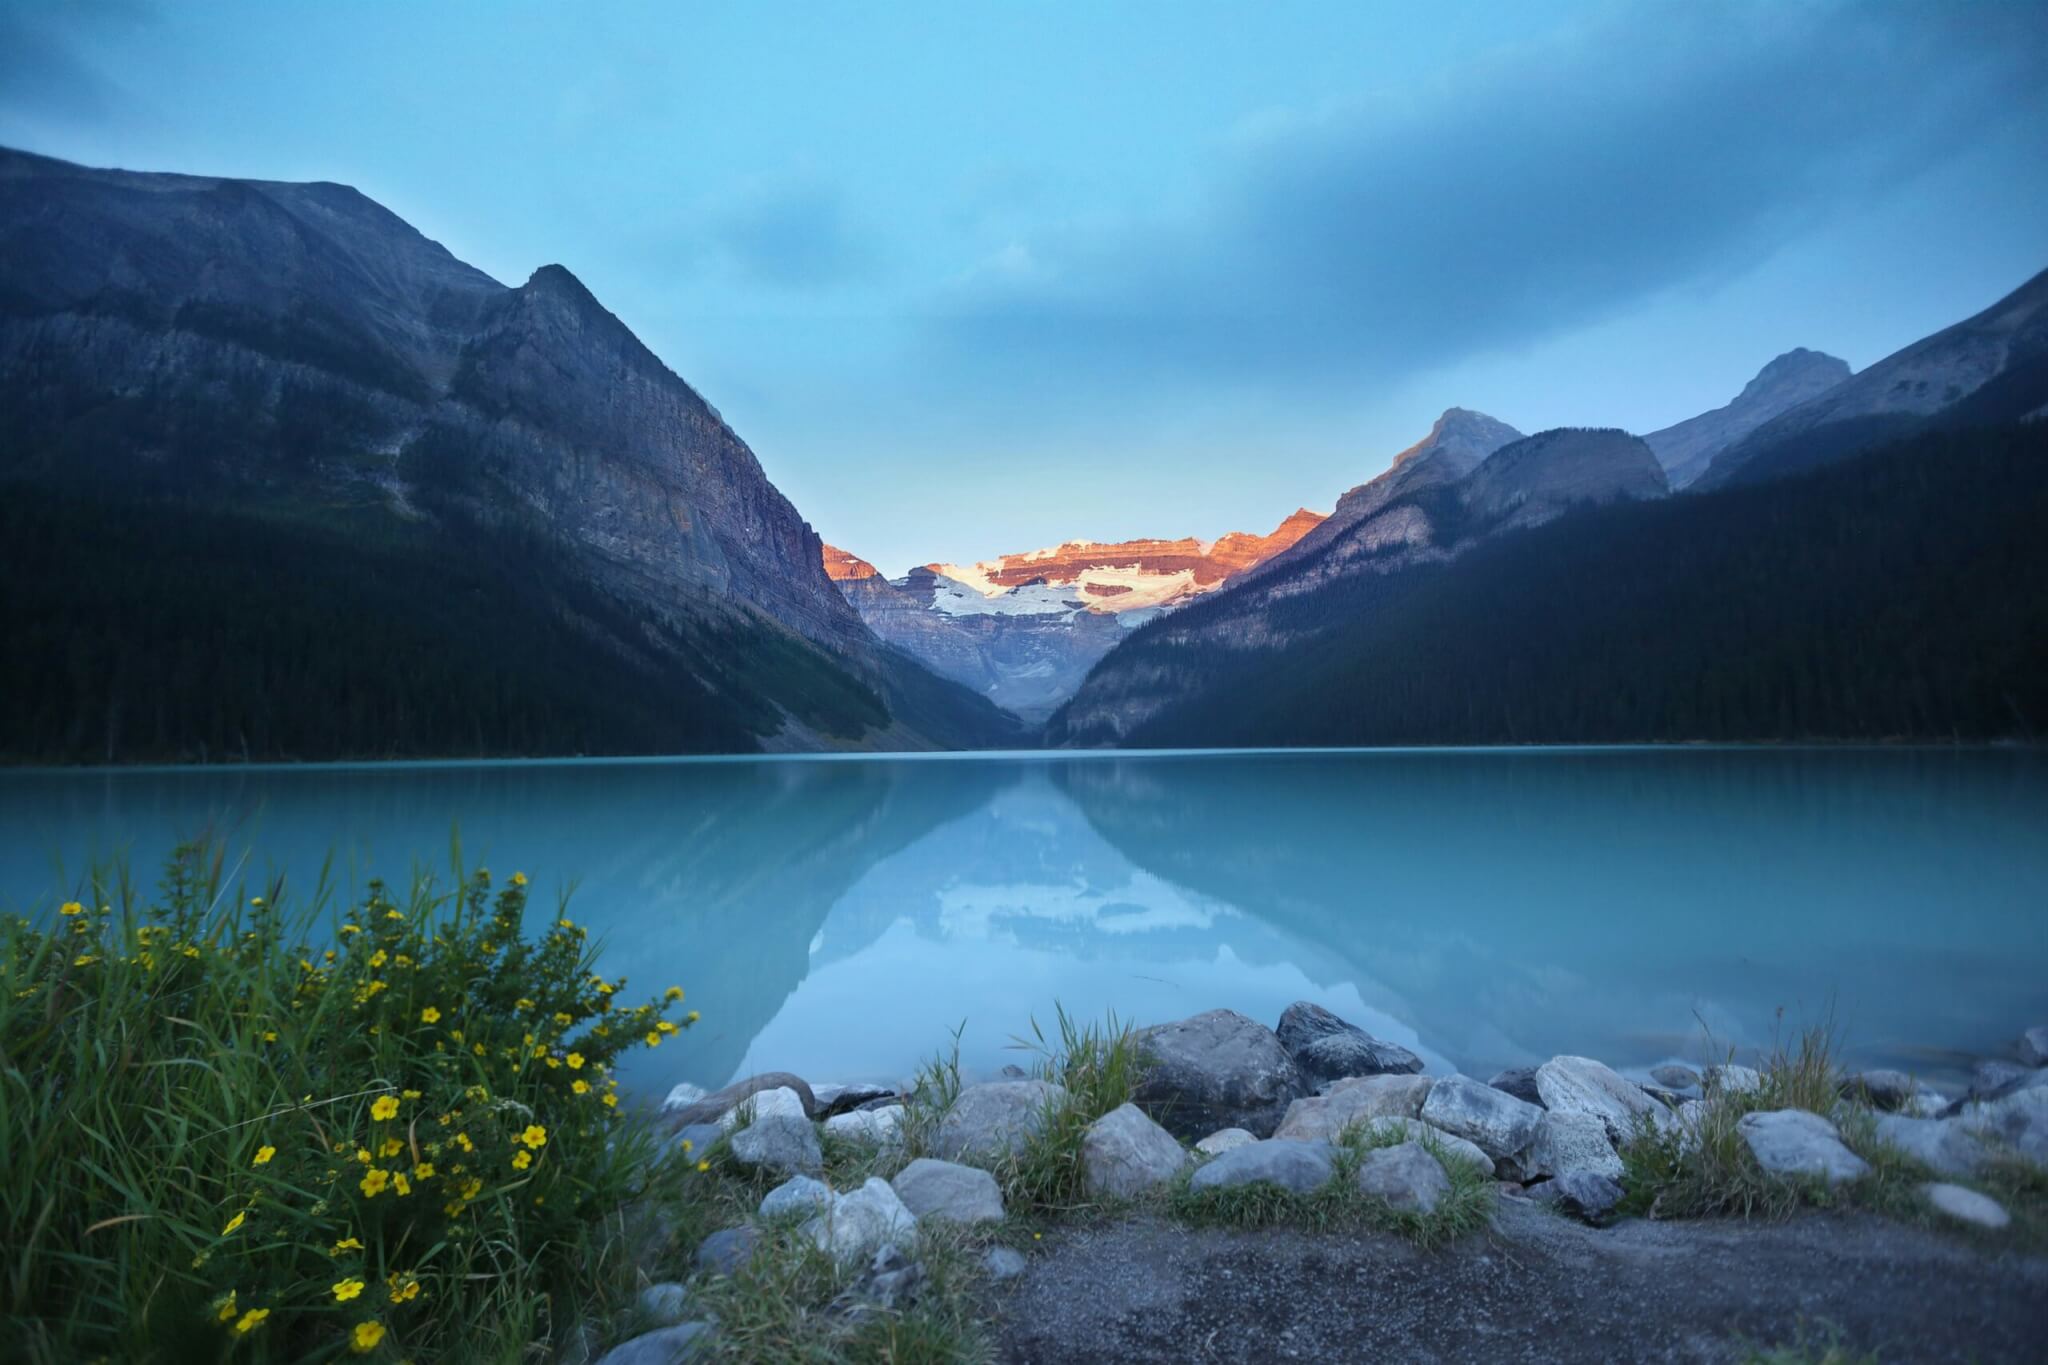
[3,748,2044,1103]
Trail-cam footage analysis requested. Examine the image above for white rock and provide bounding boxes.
[660,1082,708,1115]
[983,1246,1028,1280]
[802,1177,919,1265]
[1874,1114,1994,1179]
[1706,1064,1763,1096]
[1961,1084,2048,1166]
[824,1104,905,1148]
[728,1111,823,1178]
[1419,1075,1544,1160]
[1535,1055,1671,1145]
[1187,1138,1336,1193]
[718,1085,808,1133]
[1525,1110,1624,1181]
[1196,1127,1257,1156]
[759,1174,833,1220]
[1736,1109,1869,1185]
[1922,1181,2010,1229]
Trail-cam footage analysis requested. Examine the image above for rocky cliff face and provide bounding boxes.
[1047,418,1670,745]
[0,146,1018,753]
[824,510,1323,722]
[1696,268,2048,490]
[1645,349,1852,489]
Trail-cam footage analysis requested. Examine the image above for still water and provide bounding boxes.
[2,749,2043,1101]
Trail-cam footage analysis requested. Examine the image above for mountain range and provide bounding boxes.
[2,145,2043,759]
[820,511,1322,720]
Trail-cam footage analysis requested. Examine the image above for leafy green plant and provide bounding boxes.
[0,843,696,1363]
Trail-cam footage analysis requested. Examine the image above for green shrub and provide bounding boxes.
[0,843,696,1363]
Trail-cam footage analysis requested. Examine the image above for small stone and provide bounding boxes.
[1354,1140,1452,1215]
[983,1246,1028,1281]
[759,1174,834,1220]
[891,1158,1005,1225]
[718,1085,809,1133]
[694,1226,759,1276]
[1524,1110,1624,1181]
[803,1177,919,1265]
[637,1282,689,1327]
[1532,1171,1624,1225]
[1705,1064,1763,1096]
[2021,1027,2048,1069]
[1187,1138,1336,1194]
[933,1081,1066,1165]
[1195,1127,1257,1156]
[1535,1056,1671,1145]
[1487,1067,1544,1105]
[1650,1064,1701,1091]
[1420,1076,1545,1160]
[660,1082,708,1115]
[1737,1109,1869,1185]
[728,1111,823,1178]
[824,1104,905,1148]
[1081,1102,1189,1198]
[1839,1070,1918,1111]
[593,1323,710,1365]
[1873,1114,1994,1178]
[1921,1181,2011,1229]
[837,1244,925,1316]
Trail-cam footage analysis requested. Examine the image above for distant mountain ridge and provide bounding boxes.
[822,510,1323,721]
[0,146,1021,759]
[1645,348,1852,488]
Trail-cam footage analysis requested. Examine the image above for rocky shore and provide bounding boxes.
[582,1008,2048,1364]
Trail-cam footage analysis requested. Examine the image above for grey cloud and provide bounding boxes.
[925,2,2048,400]
[710,172,877,290]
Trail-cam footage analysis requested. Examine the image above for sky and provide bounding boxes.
[4,0,2045,575]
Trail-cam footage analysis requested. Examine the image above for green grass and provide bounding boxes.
[1166,1123,1496,1250]
[0,843,696,1364]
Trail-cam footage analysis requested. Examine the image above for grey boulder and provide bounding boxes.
[1323,1073,1435,1118]
[1961,1083,2048,1166]
[1650,1064,1701,1091]
[933,1081,1066,1165]
[1275,1001,1424,1085]
[1736,1109,1869,1185]
[1487,1067,1544,1106]
[1535,1056,1672,1145]
[2020,1026,2048,1069]
[1705,1064,1763,1096]
[1420,1075,1544,1160]
[636,1282,690,1327]
[728,1110,823,1178]
[1189,1138,1336,1194]
[1532,1171,1624,1225]
[891,1158,1005,1225]
[1524,1110,1624,1181]
[824,1104,905,1148]
[1135,1009,1307,1140]
[1354,1140,1452,1215]
[1839,1069,1918,1111]
[719,1085,809,1132]
[1081,1102,1189,1198]
[803,1177,919,1265]
[759,1174,834,1220]
[1353,1117,1492,1173]
[594,1323,710,1365]
[1195,1127,1257,1156]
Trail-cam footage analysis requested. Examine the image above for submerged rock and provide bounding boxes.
[1134,1009,1307,1141]
[1188,1138,1336,1194]
[1736,1109,1869,1185]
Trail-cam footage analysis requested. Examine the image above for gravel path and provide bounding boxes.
[990,1199,2048,1363]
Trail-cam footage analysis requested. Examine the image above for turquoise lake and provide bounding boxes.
[3,748,2044,1103]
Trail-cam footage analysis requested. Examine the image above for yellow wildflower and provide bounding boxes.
[553,1012,573,1027]
[566,1052,585,1070]
[233,1308,270,1335]
[214,1291,236,1322]
[602,1093,619,1109]
[221,1211,246,1236]
[368,949,388,969]
[656,1020,678,1035]
[331,1237,364,1254]
[645,1031,661,1048]
[686,1010,701,1024]
[251,896,265,907]
[370,1095,400,1121]
[511,1150,533,1171]
[414,1161,436,1179]
[472,1042,486,1056]
[516,997,536,1011]
[520,1124,548,1148]
[360,1168,391,1198]
[454,1132,474,1153]
[393,1172,412,1197]
[252,1145,276,1166]
[356,1147,373,1164]
[664,985,685,1002]
[572,1079,591,1095]
[60,901,85,916]
[402,1088,421,1099]
[73,955,98,967]
[419,1006,441,1024]
[511,871,528,887]
[379,1137,403,1158]
[696,1159,710,1173]
[351,1320,386,1354]
[332,1278,365,1302]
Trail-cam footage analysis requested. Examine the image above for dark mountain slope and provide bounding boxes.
[1056,423,2048,748]
[0,146,1022,758]
[1644,348,1851,489]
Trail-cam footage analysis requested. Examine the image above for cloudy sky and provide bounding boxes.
[5,0,2044,573]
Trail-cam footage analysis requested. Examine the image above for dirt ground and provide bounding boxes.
[990,1199,2048,1363]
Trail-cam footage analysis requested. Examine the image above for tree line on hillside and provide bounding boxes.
[1100,422,2048,748]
